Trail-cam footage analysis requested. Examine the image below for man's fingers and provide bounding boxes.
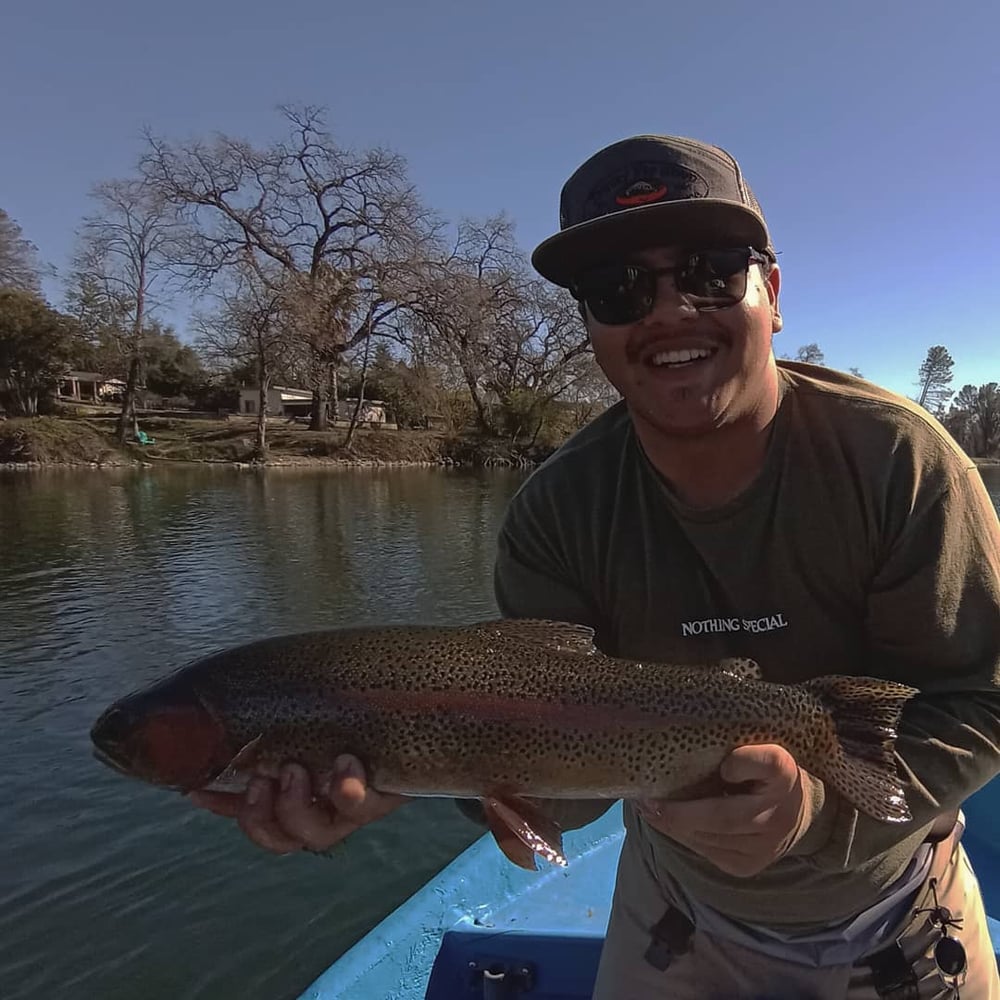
[642,792,779,837]
[319,756,408,823]
[237,776,304,855]
[186,756,410,858]
[187,789,244,819]
[273,764,350,852]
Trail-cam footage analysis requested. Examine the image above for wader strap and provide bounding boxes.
[644,906,695,971]
[865,940,920,999]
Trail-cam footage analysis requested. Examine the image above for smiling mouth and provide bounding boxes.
[645,346,718,370]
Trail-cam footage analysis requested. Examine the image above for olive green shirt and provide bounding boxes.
[492,361,1000,927]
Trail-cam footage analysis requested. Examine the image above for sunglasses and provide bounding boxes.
[569,247,772,326]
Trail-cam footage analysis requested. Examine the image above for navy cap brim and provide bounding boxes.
[531,199,770,287]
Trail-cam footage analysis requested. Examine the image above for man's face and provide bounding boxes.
[583,245,782,438]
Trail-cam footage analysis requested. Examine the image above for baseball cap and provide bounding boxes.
[531,134,773,287]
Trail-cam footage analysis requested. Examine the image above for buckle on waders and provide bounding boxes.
[643,906,695,971]
[866,940,919,999]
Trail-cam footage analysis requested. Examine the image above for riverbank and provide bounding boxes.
[0,416,556,469]
[3,415,998,471]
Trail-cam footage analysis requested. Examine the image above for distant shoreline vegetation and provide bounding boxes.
[1,414,998,472]
[0,415,558,469]
[2,107,997,467]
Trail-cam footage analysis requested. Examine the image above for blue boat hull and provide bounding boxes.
[300,783,1000,999]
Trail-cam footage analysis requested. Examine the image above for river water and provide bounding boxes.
[2,464,999,1000]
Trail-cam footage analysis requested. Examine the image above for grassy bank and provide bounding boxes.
[0,415,555,468]
[3,415,998,470]
[0,417,126,466]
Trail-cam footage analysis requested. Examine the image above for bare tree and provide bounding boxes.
[344,313,374,449]
[402,216,524,431]
[562,359,622,430]
[140,105,435,431]
[0,210,43,294]
[401,216,592,440]
[486,280,593,444]
[915,345,955,413]
[71,180,182,442]
[195,266,295,460]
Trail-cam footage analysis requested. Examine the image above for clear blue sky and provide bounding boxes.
[3,0,997,398]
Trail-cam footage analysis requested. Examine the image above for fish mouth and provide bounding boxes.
[92,743,137,779]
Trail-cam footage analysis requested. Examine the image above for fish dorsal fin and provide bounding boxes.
[717,657,763,681]
[480,619,597,656]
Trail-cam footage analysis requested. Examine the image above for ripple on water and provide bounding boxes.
[7,464,991,999]
[0,468,517,999]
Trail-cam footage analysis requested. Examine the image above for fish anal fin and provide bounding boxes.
[482,619,597,656]
[482,793,567,869]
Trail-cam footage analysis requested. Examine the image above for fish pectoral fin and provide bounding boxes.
[482,793,567,870]
[209,734,264,788]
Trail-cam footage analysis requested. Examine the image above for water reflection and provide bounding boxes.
[0,466,526,1000]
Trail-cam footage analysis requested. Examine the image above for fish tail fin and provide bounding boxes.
[803,675,918,824]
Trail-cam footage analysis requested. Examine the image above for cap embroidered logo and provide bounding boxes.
[615,181,669,207]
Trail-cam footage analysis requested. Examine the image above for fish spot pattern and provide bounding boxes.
[126,620,914,818]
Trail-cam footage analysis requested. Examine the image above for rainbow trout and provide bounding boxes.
[90,619,917,870]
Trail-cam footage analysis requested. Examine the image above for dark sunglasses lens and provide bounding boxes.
[934,935,967,978]
[576,265,654,325]
[678,249,752,304]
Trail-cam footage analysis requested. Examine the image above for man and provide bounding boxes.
[191,135,1000,999]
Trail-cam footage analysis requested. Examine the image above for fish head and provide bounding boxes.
[90,677,237,792]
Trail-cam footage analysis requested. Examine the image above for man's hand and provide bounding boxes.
[187,755,408,855]
[637,745,812,878]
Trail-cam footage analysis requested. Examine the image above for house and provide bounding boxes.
[237,386,312,418]
[58,371,127,402]
[336,398,387,425]
[236,386,389,425]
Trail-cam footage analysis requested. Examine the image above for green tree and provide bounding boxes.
[0,210,43,294]
[947,383,1000,458]
[0,290,77,415]
[778,343,825,365]
[795,343,825,364]
[343,342,431,428]
[915,345,955,412]
[142,325,207,399]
